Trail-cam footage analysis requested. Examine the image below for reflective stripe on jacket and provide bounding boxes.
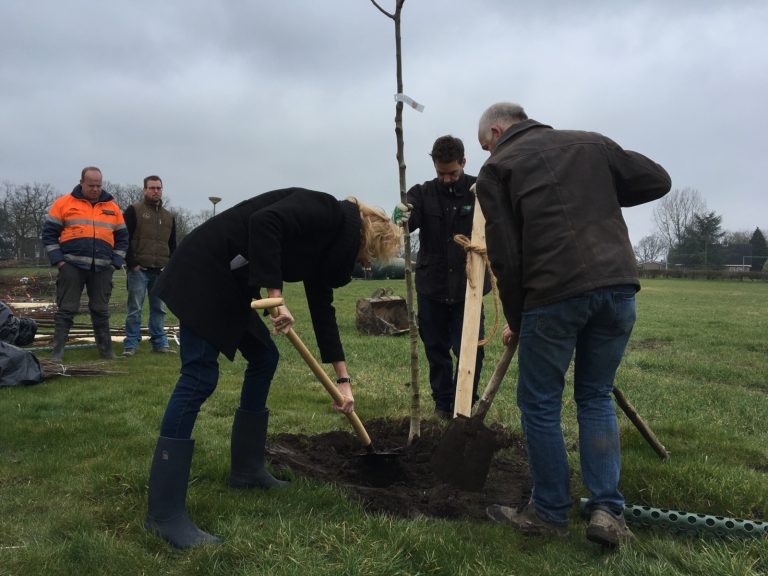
[42,186,128,271]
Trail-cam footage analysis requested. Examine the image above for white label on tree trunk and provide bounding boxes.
[394,93,425,112]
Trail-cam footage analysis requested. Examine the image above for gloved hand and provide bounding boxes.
[393,202,413,226]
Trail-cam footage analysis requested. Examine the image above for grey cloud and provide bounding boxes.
[1,0,766,243]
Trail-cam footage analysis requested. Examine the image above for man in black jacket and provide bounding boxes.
[401,136,485,419]
[476,102,671,547]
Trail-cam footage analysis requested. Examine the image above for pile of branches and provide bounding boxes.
[38,358,127,379]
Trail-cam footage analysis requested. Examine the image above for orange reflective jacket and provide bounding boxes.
[42,187,128,271]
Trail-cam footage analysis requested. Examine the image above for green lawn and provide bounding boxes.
[1,270,767,575]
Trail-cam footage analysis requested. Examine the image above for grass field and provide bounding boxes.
[1,270,767,575]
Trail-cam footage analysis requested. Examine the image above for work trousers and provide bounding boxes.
[417,293,485,413]
[54,262,114,330]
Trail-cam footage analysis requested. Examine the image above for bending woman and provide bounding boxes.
[144,188,401,549]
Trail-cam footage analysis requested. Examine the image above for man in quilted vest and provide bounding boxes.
[121,175,177,356]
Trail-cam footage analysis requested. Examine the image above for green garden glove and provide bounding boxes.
[393,202,413,226]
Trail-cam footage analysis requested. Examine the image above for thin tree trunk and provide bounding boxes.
[371,0,420,444]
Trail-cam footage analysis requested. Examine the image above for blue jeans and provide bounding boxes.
[517,285,636,525]
[124,269,167,350]
[417,293,485,412]
[160,324,279,439]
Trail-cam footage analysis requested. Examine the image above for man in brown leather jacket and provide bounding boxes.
[476,102,671,547]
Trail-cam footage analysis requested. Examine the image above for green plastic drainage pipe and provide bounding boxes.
[580,498,768,538]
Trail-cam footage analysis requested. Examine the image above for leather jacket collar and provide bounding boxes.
[495,119,552,152]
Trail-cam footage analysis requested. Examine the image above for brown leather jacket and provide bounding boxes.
[476,120,671,330]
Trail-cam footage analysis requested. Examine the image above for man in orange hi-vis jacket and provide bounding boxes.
[42,166,128,361]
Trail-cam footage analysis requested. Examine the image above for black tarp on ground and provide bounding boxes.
[0,341,43,387]
[0,300,37,346]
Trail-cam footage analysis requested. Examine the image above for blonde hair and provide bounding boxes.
[347,197,402,263]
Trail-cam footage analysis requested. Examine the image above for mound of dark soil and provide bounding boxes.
[268,417,532,520]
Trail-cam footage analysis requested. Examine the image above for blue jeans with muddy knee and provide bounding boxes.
[517,285,636,525]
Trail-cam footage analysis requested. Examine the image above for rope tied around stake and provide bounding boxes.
[453,233,500,347]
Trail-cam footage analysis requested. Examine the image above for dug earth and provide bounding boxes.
[267,417,532,519]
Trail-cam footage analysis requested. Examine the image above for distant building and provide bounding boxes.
[638,261,665,271]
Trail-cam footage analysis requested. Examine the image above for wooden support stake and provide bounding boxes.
[454,193,486,417]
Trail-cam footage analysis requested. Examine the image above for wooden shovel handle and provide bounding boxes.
[250,298,373,448]
[612,386,669,460]
[474,335,518,422]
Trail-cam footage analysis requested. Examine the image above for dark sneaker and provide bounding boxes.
[152,347,176,354]
[122,348,136,357]
[586,509,635,547]
[486,502,569,537]
[433,407,452,421]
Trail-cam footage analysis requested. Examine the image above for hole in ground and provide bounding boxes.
[267,416,532,520]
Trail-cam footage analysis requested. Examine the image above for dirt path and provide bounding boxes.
[268,417,532,520]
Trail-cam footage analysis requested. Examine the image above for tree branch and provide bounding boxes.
[369,0,394,19]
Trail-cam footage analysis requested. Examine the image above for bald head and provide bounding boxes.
[478,102,528,153]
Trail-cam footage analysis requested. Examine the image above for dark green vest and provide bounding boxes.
[131,200,174,268]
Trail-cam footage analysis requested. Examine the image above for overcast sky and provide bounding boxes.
[2,0,766,245]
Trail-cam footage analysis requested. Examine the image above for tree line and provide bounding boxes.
[633,187,768,272]
[2,180,765,272]
[0,181,213,261]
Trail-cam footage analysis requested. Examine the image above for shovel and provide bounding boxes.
[250,298,399,469]
[432,335,519,491]
[612,386,669,460]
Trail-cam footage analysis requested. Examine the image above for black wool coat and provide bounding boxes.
[154,188,361,361]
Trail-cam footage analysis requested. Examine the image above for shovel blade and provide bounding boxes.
[354,448,404,487]
[431,415,496,491]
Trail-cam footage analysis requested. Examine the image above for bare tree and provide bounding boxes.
[103,181,144,210]
[0,205,15,258]
[1,182,56,259]
[633,234,666,264]
[168,206,208,241]
[652,187,706,252]
[371,0,421,444]
[723,229,752,246]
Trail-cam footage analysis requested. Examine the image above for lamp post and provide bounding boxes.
[208,196,222,218]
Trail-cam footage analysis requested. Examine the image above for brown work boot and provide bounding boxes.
[486,501,569,537]
[586,509,635,547]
